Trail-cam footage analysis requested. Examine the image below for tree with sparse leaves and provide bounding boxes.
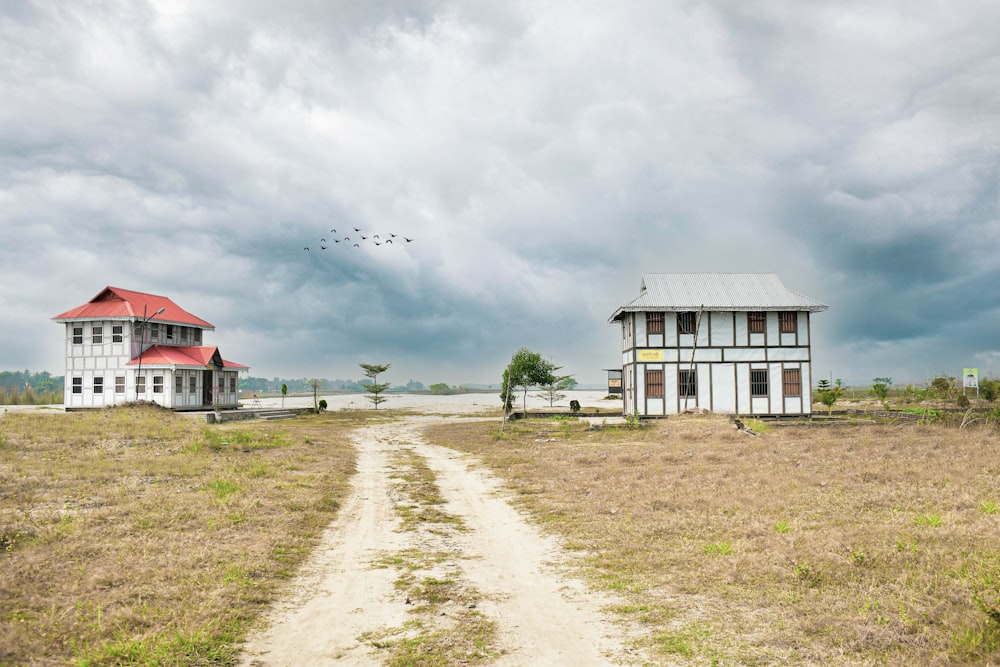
[360,363,391,410]
[307,378,323,413]
[871,377,892,411]
[536,375,576,407]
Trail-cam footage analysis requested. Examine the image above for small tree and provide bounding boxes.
[360,363,391,410]
[281,383,288,408]
[870,377,892,411]
[307,378,323,413]
[429,383,451,395]
[500,348,558,419]
[815,378,843,416]
[536,375,575,407]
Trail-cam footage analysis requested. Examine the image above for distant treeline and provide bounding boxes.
[0,371,484,406]
[239,376,495,395]
[240,376,431,395]
[0,370,63,405]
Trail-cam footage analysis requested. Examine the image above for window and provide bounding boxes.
[153,376,164,394]
[230,376,237,393]
[73,327,83,344]
[115,376,125,394]
[646,311,664,334]
[783,369,801,397]
[175,374,182,394]
[779,311,797,334]
[72,377,83,394]
[94,376,104,393]
[166,325,174,341]
[677,311,697,335]
[748,311,766,334]
[92,326,103,344]
[189,375,197,393]
[149,324,159,341]
[112,325,123,343]
[645,369,664,398]
[751,369,769,397]
[678,369,697,398]
[137,375,146,395]
[192,330,202,345]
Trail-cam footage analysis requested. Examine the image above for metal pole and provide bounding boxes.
[134,305,165,403]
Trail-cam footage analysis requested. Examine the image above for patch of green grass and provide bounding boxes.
[774,519,791,534]
[205,478,241,500]
[703,541,733,556]
[196,428,291,452]
[653,632,694,657]
[914,513,945,527]
[980,500,998,515]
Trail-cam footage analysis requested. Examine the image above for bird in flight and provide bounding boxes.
[302,226,416,253]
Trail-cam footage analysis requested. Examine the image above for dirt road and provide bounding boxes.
[238,416,639,666]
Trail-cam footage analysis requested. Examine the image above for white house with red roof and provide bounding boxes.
[52,287,249,411]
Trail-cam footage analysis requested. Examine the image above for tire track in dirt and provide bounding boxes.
[239,417,640,666]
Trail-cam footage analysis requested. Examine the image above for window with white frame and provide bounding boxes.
[153,376,164,393]
[137,376,146,394]
[112,325,123,343]
[678,369,697,398]
[174,374,182,394]
[189,375,196,393]
[748,311,766,334]
[677,311,697,335]
[779,311,797,334]
[92,326,103,344]
[72,377,83,394]
[645,369,664,398]
[115,376,125,394]
[751,369,769,397]
[646,311,664,334]
[783,369,801,397]
[94,376,104,393]
[73,327,83,344]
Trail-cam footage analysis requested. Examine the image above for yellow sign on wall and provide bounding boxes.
[637,349,665,362]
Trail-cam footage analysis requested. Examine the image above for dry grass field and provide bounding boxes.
[425,414,1000,665]
[3,403,999,665]
[0,406,358,666]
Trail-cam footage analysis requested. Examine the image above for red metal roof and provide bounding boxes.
[52,286,214,329]
[125,345,248,370]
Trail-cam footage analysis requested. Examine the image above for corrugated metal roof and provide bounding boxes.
[52,286,215,329]
[609,273,827,322]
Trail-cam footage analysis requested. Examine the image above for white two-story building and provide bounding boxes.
[609,273,827,418]
[52,286,249,411]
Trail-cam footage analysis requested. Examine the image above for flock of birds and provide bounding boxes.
[304,227,414,252]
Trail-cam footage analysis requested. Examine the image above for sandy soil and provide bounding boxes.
[237,410,642,666]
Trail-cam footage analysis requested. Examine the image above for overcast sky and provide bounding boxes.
[2,1,998,387]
